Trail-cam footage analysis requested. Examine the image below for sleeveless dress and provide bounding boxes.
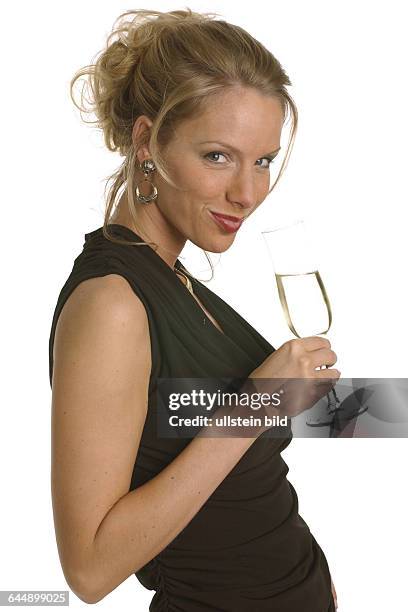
[48,224,336,612]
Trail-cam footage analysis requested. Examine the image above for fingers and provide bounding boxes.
[298,336,331,351]
[286,338,339,375]
[315,367,341,379]
[285,337,331,358]
[310,347,338,369]
[295,348,337,373]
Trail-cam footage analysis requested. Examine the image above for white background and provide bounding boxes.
[1,1,407,610]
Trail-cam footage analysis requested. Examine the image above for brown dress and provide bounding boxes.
[48,224,336,611]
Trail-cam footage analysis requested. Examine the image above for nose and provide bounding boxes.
[226,167,258,212]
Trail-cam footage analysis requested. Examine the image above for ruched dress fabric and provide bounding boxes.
[48,224,336,612]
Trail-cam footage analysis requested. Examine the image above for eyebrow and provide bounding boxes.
[198,140,281,157]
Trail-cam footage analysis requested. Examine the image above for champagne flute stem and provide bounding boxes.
[322,364,341,406]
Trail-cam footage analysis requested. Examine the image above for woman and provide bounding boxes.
[49,9,339,611]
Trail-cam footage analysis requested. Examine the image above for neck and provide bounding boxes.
[110,194,186,269]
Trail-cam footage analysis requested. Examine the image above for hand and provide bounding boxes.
[331,577,338,609]
[248,337,340,423]
[250,337,340,381]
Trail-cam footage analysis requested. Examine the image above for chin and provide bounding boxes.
[198,234,236,254]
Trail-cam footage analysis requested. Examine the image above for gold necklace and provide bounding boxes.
[174,268,194,295]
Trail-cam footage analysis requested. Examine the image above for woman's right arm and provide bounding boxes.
[51,274,339,604]
[51,274,261,604]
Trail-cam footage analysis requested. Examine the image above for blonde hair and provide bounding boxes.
[70,8,298,279]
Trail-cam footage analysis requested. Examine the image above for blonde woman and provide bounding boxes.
[49,9,339,611]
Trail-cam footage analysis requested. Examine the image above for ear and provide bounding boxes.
[132,115,153,165]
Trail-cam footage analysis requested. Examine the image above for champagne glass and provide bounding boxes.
[261,219,341,426]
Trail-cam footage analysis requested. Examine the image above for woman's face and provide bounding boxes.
[141,85,284,254]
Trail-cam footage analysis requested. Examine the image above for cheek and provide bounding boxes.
[253,185,270,211]
[191,173,227,198]
[257,175,272,199]
[171,160,226,197]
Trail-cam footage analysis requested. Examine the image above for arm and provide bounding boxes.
[51,274,262,604]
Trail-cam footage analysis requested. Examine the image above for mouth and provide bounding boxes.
[208,210,245,233]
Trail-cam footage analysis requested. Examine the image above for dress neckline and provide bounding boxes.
[103,223,185,273]
[88,223,230,340]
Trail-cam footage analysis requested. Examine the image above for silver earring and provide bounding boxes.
[135,159,158,204]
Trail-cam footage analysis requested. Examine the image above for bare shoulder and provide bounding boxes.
[51,273,151,591]
[57,273,148,324]
[53,273,150,366]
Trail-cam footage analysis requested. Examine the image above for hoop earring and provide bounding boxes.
[135,159,158,204]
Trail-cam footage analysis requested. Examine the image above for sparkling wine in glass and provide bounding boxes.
[261,219,340,426]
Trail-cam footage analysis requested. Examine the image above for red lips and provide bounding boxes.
[209,211,244,233]
[210,211,244,222]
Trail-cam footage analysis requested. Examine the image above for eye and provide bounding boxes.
[204,151,228,163]
[256,156,276,169]
[204,151,276,169]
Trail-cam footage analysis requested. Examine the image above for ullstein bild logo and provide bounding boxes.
[166,412,287,429]
[155,378,408,439]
